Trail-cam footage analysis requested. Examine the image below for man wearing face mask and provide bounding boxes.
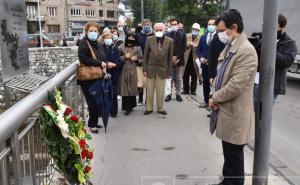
[273,14,297,101]
[137,19,154,105]
[197,18,216,109]
[208,16,226,86]
[117,21,126,42]
[165,18,186,102]
[182,23,201,95]
[143,23,174,115]
[208,9,258,185]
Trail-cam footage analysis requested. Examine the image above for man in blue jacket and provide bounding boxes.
[197,18,216,108]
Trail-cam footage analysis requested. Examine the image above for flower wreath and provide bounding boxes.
[40,89,93,184]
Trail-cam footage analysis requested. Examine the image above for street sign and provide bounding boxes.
[0,0,29,83]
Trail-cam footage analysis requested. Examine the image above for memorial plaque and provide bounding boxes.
[0,0,29,82]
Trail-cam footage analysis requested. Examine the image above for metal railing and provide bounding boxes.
[0,62,86,185]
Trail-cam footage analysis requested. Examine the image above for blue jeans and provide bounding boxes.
[253,83,278,104]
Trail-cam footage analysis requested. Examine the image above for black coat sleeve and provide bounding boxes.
[208,36,225,79]
[78,40,102,66]
[276,40,297,68]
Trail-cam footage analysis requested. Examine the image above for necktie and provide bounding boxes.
[208,33,213,45]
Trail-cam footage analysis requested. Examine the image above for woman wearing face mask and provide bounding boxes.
[78,22,107,134]
[111,29,123,48]
[118,32,143,115]
[102,32,122,118]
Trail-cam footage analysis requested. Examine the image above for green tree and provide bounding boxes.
[162,0,222,32]
[129,0,162,26]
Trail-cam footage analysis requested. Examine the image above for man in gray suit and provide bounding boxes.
[143,23,174,115]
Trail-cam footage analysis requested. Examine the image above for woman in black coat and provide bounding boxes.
[78,22,107,134]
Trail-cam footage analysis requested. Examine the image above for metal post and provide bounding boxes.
[252,0,278,184]
[65,0,69,36]
[0,144,8,185]
[141,0,144,22]
[11,131,22,185]
[37,0,43,48]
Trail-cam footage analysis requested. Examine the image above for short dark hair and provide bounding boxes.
[168,18,180,24]
[125,32,138,47]
[278,14,287,28]
[220,9,244,33]
[215,16,221,26]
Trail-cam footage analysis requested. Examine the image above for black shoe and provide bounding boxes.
[96,125,103,128]
[191,92,197,95]
[165,95,171,102]
[144,110,153,115]
[176,95,183,102]
[207,114,211,118]
[124,111,131,116]
[181,91,189,95]
[198,102,208,108]
[199,80,203,85]
[157,111,167,115]
[89,127,98,134]
[210,183,224,185]
[111,114,117,118]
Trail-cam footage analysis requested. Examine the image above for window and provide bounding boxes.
[106,0,114,3]
[107,10,115,18]
[99,10,103,17]
[48,25,60,33]
[71,9,81,16]
[47,7,57,16]
[27,5,36,16]
[86,10,95,17]
[99,0,103,5]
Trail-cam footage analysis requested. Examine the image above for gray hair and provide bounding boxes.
[154,23,165,30]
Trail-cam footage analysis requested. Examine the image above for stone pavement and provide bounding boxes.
[88,86,290,185]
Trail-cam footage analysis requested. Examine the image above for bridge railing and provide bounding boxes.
[0,62,85,185]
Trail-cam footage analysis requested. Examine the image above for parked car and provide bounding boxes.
[60,36,76,47]
[27,34,54,47]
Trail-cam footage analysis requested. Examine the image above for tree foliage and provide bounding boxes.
[129,0,162,26]
[162,0,223,32]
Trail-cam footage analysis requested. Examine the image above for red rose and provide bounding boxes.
[87,151,93,160]
[81,150,88,159]
[79,139,86,149]
[64,107,73,116]
[70,115,79,122]
[84,166,91,173]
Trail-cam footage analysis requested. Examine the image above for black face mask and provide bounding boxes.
[127,40,136,46]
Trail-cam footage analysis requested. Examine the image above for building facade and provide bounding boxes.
[25,0,120,38]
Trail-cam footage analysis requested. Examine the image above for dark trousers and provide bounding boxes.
[222,141,245,185]
[81,84,99,128]
[201,64,210,104]
[122,96,137,111]
[111,81,118,116]
[183,59,197,93]
[138,88,143,102]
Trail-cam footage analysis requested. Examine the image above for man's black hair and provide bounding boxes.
[220,9,244,33]
[278,14,287,28]
[215,16,221,26]
[168,17,180,24]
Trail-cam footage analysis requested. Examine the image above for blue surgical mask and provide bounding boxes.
[192,30,199,36]
[112,35,119,41]
[87,31,98,41]
[143,26,151,34]
[207,25,216,33]
[104,39,113,46]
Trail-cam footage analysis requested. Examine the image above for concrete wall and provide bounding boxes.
[0,47,78,111]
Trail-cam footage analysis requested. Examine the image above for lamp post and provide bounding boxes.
[37,0,43,48]
[141,0,144,22]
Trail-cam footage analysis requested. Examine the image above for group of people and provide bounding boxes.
[77,8,297,185]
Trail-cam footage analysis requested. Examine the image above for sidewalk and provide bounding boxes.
[88,85,290,185]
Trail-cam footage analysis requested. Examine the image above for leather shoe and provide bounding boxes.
[144,110,153,115]
[165,95,171,102]
[181,91,189,95]
[157,111,167,115]
[124,111,131,116]
[198,102,208,108]
[191,92,197,95]
[176,95,183,102]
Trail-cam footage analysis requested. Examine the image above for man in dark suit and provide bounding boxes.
[165,18,186,102]
[197,18,216,108]
[143,23,174,115]
[208,17,226,86]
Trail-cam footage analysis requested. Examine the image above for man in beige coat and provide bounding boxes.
[209,10,258,185]
[143,23,174,115]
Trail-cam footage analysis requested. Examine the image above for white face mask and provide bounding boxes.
[218,31,230,44]
[171,26,178,32]
[155,31,164,38]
